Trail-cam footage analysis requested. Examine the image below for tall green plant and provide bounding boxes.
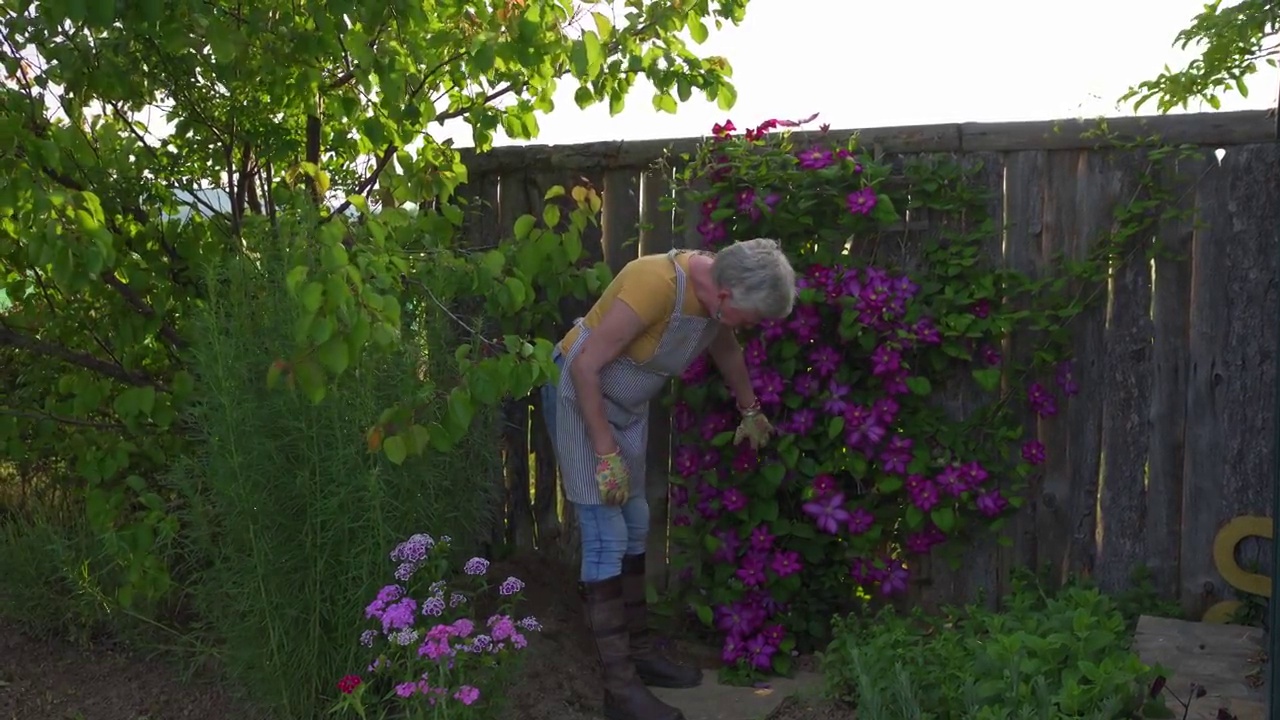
[168,243,501,718]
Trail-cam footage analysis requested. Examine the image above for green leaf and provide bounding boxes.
[317,337,350,376]
[582,31,604,75]
[827,416,845,439]
[513,214,537,240]
[473,41,497,73]
[383,435,408,465]
[715,83,738,111]
[876,475,903,493]
[564,230,583,262]
[972,367,1002,392]
[761,464,786,490]
[503,277,528,309]
[905,376,932,396]
[694,603,713,626]
[592,12,613,39]
[293,359,327,405]
[543,204,561,229]
[687,13,709,43]
[930,507,956,532]
[446,387,475,434]
[653,93,678,114]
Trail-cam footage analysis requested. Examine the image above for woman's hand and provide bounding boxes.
[594,451,631,505]
[734,406,774,449]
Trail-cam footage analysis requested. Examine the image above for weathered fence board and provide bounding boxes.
[1093,152,1152,595]
[452,111,1278,613]
[1146,154,1201,601]
[640,166,676,592]
[1001,149,1048,591]
[1181,144,1280,616]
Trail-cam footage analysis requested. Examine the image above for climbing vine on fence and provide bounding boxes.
[663,116,1200,683]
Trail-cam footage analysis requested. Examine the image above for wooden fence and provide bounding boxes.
[454,110,1280,616]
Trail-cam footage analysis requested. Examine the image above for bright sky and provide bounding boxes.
[432,0,1280,149]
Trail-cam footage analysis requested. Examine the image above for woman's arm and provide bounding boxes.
[707,325,758,411]
[569,302,647,456]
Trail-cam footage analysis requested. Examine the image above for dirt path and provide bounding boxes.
[0,624,256,720]
[0,552,845,720]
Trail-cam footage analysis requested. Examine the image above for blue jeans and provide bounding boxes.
[542,350,650,583]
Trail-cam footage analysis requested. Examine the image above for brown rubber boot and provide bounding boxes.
[621,554,704,689]
[581,576,686,720]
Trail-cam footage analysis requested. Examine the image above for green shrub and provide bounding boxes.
[822,578,1169,719]
[0,498,115,644]
[168,247,502,718]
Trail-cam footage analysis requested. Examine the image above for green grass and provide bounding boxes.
[161,248,503,718]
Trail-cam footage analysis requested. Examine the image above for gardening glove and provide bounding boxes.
[734,405,774,449]
[594,451,631,506]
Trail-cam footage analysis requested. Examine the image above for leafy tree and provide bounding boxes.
[1123,0,1280,112]
[0,0,747,604]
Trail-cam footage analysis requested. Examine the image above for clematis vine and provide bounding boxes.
[664,114,1085,683]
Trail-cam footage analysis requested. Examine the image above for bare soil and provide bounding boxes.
[0,552,836,720]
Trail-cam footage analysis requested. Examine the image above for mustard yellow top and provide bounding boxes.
[558,251,710,363]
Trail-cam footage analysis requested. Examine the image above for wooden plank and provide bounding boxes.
[1132,615,1266,720]
[1181,149,1232,616]
[960,111,1274,152]
[498,172,537,553]
[1146,153,1201,601]
[1092,151,1153,594]
[454,172,504,552]
[1035,150,1083,585]
[1211,144,1280,599]
[958,151,1008,607]
[458,111,1273,172]
[640,166,675,592]
[602,168,642,273]
[675,162,708,250]
[1181,144,1280,616]
[917,152,1007,610]
[1061,150,1107,581]
[1000,150,1048,597]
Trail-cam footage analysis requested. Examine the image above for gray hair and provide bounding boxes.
[710,238,797,319]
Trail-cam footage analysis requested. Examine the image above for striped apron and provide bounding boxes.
[553,250,722,505]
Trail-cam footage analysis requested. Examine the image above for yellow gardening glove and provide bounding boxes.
[594,452,631,506]
[734,410,774,449]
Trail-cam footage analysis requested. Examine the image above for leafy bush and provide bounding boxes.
[823,577,1168,719]
[167,246,502,717]
[333,533,540,719]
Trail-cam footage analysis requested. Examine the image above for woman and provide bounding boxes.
[541,238,797,720]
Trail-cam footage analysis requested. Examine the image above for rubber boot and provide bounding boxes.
[580,576,686,720]
[621,554,704,689]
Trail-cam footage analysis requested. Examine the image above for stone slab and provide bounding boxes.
[1133,615,1267,720]
[650,672,823,720]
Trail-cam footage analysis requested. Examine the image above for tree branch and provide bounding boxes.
[326,53,471,220]
[99,271,187,351]
[0,407,126,432]
[0,323,166,389]
[434,83,518,124]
